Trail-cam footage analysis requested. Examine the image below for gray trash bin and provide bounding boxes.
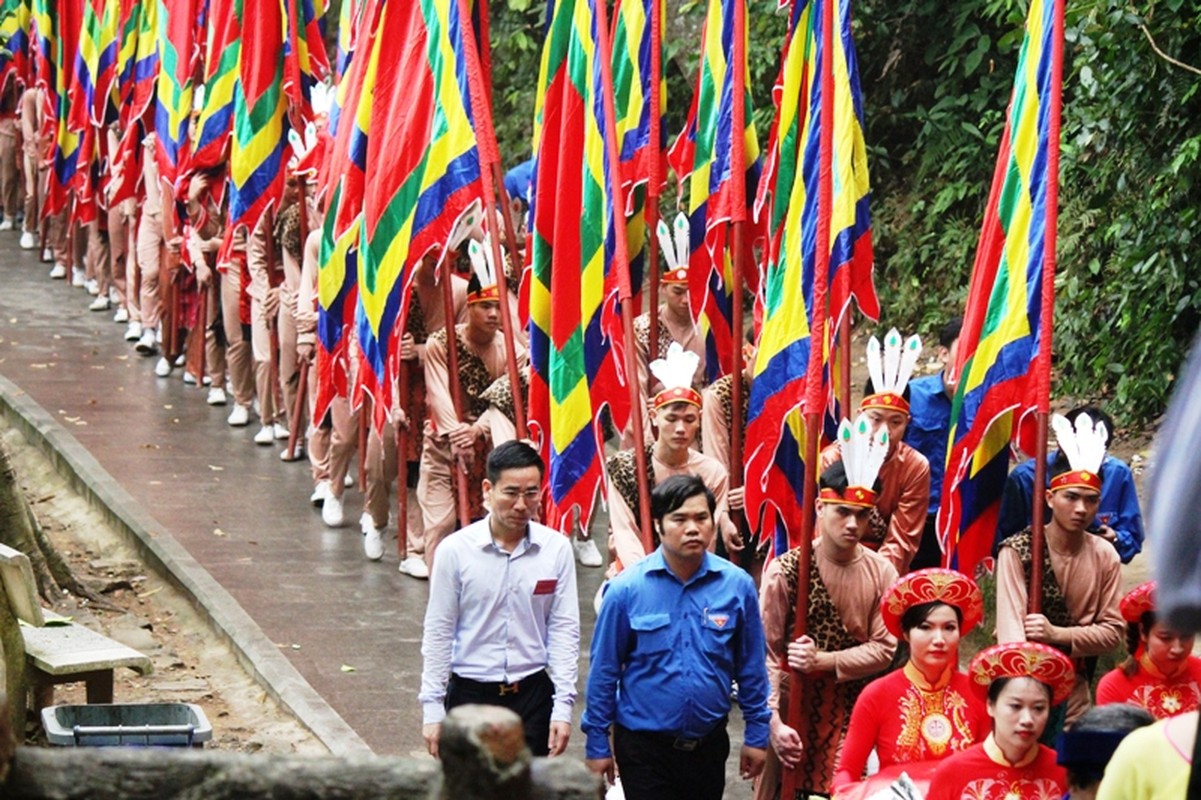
[41,703,212,747]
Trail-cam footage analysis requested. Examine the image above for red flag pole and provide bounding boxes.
[728,0,747,532]
[438,251,474,528]
[839,312,852,412]
[781,0,834,791]
[645,0,663,388]
[396,358,410,558]
[286,175,311,460]
[457,0,527,441]
[1029,0,1064,612]
[596,0,653,552]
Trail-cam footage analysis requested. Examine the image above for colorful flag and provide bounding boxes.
[186,0,239,176]
[283,0,330,117]
[354,0,485,427]
[938,0,1060,576]
[0,0,31,89]
[527,0,633,531]
[154,0,201,189]
[44,0,82,219]
[667,0,760,381]
[745,0,872,552]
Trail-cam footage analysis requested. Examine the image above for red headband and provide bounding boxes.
[861,392,910,416]
[653,386,703,411]
[467,285,500,304]
[819,486,878,509]
[661,267,689,284]
[1049,469,1102,493]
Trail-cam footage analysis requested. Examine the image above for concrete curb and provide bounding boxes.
[0,375,372,756]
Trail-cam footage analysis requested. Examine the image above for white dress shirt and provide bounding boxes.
[419,516,580,724]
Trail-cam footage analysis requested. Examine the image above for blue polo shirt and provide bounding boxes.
[581,550,771,759]
[993,454,1144,564]
[903,372,953,515]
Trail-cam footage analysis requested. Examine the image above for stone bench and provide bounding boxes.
[0,543,152,709]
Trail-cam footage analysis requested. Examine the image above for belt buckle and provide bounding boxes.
[672,736,699,751]
[498,680,520,696]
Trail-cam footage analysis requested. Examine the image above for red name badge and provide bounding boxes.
[533,579,557,595]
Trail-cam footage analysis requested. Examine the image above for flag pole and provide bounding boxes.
[1029,0,1064,611]
[457,0,528,441]
[396,358,410,558]
[728,0,747,536]
[645,0,663,388]
[438,251,474,528]
[596,0,653,551]
[286,173,311,460]
[782,0,834,791]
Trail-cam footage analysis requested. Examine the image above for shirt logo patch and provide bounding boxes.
[533,579,557,595]
[707,613,729,629]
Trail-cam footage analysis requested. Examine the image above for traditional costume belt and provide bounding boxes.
[619,716,728,751]
[450,669,548,697]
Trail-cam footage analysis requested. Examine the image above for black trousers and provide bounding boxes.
[446,670,553,756]
[614,722,730,800]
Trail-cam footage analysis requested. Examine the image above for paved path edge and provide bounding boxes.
[0,374,372,756]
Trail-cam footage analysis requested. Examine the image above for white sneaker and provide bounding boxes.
[253,424,275,445]
[41,247,52,262]
[49,263,67,279]
[322,493,346,528]
[361,514,384,561]
[88,295,111,312]
[19,231,35,249]
[206,387,228,406]
[202,375,212,386]
[0,218,15,231]
[154,357,172,378]
[310,480,331,507]
[174,353,186,367]
[573,536,604,568]
[135,329,157,354]
[183,371,198,385]
[124,321,143,341]
[84,278,100,296]
[227,403,251,427]
[113,307,129,323]
[280,442,305,461]
[398,556,429,579]
[273,422,290,440]
[71,267,86,287]
[344,474,355,489]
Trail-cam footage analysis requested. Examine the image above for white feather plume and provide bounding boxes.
[467,233,499,290]
[865,328,923,397]
[656,219,680,270]
[839,413,889,491]
[866,336,884,397]
[650,342,700,394]
[673,213,690,272]
[1051,414,1079,467]
[1051,412,1108,474]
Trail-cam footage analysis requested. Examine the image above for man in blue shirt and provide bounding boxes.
[993,405,1144,564]
[583,475,770,799]
[902,316,961,569]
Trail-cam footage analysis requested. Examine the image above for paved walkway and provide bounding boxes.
[0,236,608,758]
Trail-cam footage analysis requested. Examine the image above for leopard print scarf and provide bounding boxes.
[607,445,657,546]
[426,327,493,419]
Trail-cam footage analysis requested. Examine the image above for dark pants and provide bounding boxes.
[614,722,730,800]
[910,513,944,570]
[446,670,553,756]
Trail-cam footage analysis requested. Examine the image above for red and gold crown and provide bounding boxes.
[1120,581,1157,624]
[657,212,691,285]
[861,328,921,418]
[861,391,910,416]
[969,642,1076,705]
[880,568,984,638]
[653,385,703,410]
[661,266,689,284]
[466,234,501,305]
[1049,470,1102,493]
[650,343,703,411]
[822,414,889,510]
[1049,412,1108,495]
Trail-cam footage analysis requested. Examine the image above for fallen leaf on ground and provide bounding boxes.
[340,664,356,673]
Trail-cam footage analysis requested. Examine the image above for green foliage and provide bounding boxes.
[479,0,1199,424]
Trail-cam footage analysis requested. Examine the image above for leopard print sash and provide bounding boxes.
[708,373,749,433]
[634,311,672,360]
[407,290,429,343]
[999,528,1074,630]
[607,445,657,546]
[480,369,529,424]
[774,547,877,797]
[427,327,493,420]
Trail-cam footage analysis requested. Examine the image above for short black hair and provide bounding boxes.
[485,441,545,483]
[900,601,963,634]
[1065,404,1114,447]
[650,474,715,524]
[863,377,911,404]
[939,316,963,349]
[819,459,883,495]
[986,675,1053,705]
[1058,703,1154,790]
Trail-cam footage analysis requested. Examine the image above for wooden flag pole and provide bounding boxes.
[1030,0,1066,611]
[396,358,410,559]
[728,0,747,541]
[781,0,835,792]
[645,0,664,386]
[438,251,474,529]
[596,0,653,551]
[286,175,311,461]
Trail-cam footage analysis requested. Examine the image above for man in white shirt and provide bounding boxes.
[418,441,580,758]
